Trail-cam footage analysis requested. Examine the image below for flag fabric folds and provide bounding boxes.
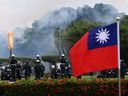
[69,23,118,77]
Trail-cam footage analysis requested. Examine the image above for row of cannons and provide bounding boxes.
[1,58,45,80]
[0,54,72,81]
[0,54,126,80]
[51,63,72,79]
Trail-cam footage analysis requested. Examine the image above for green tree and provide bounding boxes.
[62,20,101,50]
[120,15,128,64]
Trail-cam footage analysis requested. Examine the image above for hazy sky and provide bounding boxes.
[0,0,128,34]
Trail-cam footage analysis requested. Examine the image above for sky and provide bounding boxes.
[0,0,128,35]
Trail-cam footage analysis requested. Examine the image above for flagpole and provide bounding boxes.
[116,16,121,96]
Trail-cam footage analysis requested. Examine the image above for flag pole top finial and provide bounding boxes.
[116,16,120,21]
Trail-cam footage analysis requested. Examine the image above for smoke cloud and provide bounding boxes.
[1,3,124,57]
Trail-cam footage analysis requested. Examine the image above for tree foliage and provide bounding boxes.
[62,20,101,50]
[120,15,128,64]
[41,56,59,63]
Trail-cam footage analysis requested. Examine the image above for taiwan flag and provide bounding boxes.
[69,23,118,77]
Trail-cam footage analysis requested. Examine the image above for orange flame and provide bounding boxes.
[8,31,13,50]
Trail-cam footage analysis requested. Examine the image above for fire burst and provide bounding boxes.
[8,31,13,50]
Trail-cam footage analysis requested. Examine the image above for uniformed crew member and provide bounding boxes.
[10,54,17,81]
[34,60,42,80]
[23,60,31,79]
[40,62,45,78]
[66,65,72,78]
[16,61,21,80]
[36,55,45,78]
[51,64,57,79]
[60,54,67,77]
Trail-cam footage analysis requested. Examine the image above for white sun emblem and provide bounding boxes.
[95,28,110,44]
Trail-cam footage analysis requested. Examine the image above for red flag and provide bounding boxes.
[69,23,118,77]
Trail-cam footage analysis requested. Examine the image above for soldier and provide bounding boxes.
[66,65,72,78]
[40,62,45,78]
[10,54,17,81]
[16,61,21,80]
[23,60,31,79]
[36,55,45,78]
[60,54,67,78]
[34,60,42,80]
[51,64,57,79]
[56,68,61,78]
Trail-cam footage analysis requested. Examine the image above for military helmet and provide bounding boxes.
[61,54,65,57]
[12,54,15,57]
[36,55,40,57]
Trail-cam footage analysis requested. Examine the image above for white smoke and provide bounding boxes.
[0,3,125,57]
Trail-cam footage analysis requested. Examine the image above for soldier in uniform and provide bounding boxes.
[10,54,17,81]
[40,62,45,78]
[60,54,67,78]
[16,61,21,80]
[23,60,31,79]
[36,55,45,78]
[66,65,72,78]
[51,64,57,79]
[34,60,42,80]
